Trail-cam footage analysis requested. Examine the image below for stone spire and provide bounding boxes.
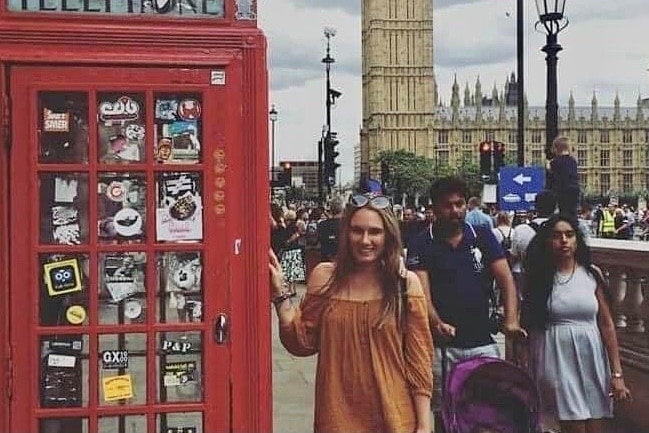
[499,91,506,122]
[464,82,472,107]
[432,72,439,107]
[591,92,599,122]
[451,74,460,121]
[568,91,576,122]
[491,83,499,105]
[638,93,645,122]
[475,76,483,121]
[451,74,460,109]
[614,92,621,122]
[475,76,483,106]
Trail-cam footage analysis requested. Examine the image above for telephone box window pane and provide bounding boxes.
[98,415,146,433]
[38,92,89,164]
[154,94,202,164]
[39,173,89,245]
[155,172,203,242]
[99,333,147,406]
[39,418,88,433]
[98,173,147,244]
[98,93,146,164]
[156,252,203,323]
[39,254,89,327]
[157,332,203,403]
[40,334,89,409]
[98,253,147,325]
[156,412,203,433]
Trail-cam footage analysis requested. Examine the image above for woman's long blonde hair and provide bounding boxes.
[322,203,405,328]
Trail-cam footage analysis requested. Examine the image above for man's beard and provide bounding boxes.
[435,217,463,235]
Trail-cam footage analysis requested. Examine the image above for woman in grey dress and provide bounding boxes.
[522,214,631,433]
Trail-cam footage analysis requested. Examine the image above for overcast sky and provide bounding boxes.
[258,0,649,183]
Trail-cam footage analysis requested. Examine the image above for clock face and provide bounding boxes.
[124,299,142,319]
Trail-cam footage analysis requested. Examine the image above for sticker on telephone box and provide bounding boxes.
[43,258,82,297]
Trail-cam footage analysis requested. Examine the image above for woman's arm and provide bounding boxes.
[595,284,632,402]
[269,250,331,356]
[412,394,431,433]
[403,272,433,432]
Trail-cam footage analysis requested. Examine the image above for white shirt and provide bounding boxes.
[510,217,548,273]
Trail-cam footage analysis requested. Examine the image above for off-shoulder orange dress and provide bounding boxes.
[279,288,433,433]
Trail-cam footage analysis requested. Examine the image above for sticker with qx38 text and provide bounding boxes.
[44,258,82,297]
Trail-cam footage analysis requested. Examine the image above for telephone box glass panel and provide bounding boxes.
[38,91,89,164]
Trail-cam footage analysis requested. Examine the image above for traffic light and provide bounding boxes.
[324,132,340,187]
[479,141,493,177]
[493,141,505,172]
[279,162,292,187]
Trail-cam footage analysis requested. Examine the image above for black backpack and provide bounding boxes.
[497,228,513,253]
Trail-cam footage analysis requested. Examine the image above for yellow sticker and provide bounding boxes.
[65,305,86,325]
[43,258,82,297]
[102,374,134,402]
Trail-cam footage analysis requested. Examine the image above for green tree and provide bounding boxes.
[375,150,434,200]
[375,150,484,202]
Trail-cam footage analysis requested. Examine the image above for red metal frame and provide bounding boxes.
[0,6,270,427]
[0,62,9,433]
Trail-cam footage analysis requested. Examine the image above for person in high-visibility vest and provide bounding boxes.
[600,204,616,238]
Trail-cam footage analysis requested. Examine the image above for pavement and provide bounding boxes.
[272,285,634,433]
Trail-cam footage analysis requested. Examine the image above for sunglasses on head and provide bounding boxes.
[349,194,391,210]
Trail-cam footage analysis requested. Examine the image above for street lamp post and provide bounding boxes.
[535,0,569,163]
[320,27,337,202]
[269,104,278,185]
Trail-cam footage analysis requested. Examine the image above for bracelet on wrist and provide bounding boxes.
[611,372,623,379]
[272,291,297,306]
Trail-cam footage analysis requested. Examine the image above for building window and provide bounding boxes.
[600,174,610,195]
[646,173,649,190]
[600,150,610,167]
[485,130,495,141]
[438,130,449,144]
[623,149,633,167]
[508,131,517,144]
[600,130,609,143]
[462,131,472,143]
[580,173,587,189]
[577,130,587,144]
[622,174,633,192]
[462,150,473,164]
[438,150,449,166]
[531,150,543,165]
[646,130,649,143]
[577,149,587,166]
[623,130,633,143]
[531,130,542,144]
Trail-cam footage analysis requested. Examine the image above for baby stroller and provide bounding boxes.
[440,356,542,433]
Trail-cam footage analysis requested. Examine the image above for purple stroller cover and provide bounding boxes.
[441,356,541,433]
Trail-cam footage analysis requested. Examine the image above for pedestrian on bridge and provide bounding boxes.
[522,214,631,433]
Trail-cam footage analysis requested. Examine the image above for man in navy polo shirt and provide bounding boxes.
[407,176,524,404]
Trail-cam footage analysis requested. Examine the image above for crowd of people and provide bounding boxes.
[267,139,635,433]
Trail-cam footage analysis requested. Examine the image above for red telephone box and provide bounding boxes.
[0,1,271,432]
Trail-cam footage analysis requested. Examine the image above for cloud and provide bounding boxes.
[437,44,514,68]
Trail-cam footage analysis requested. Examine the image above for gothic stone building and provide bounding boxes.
[358,0,649,197]
[433,75,649,197]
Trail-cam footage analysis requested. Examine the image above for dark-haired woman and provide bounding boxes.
[522,215,631,433]
[269,194,433,433]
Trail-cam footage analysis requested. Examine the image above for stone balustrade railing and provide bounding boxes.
[589,238,649,430]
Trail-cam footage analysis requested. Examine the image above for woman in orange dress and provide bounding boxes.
[269,193,433,433]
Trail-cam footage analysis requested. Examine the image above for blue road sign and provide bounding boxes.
[498,166,546,211]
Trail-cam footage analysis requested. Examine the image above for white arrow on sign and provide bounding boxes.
[513,173,532,185]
